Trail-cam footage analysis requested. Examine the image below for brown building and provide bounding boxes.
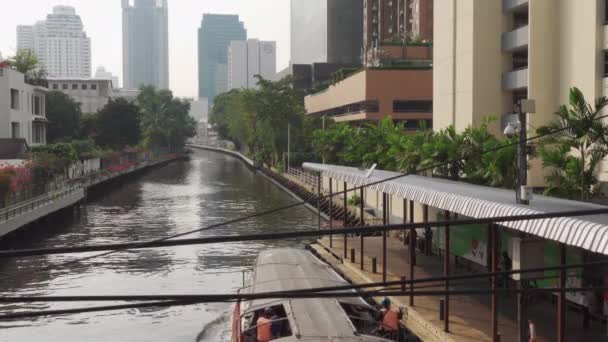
[363,0,433,65]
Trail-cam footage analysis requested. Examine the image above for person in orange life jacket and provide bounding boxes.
[379,297,402,333]
[256,308,273,342]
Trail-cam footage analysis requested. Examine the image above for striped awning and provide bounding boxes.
[303,163,608,255]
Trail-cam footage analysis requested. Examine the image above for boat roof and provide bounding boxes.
[243,248,391,341]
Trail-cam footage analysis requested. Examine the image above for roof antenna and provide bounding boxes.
[366,164,377,179]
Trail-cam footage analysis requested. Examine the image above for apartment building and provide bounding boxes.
[434,0,608,185]
[228,39,276,90]
[0,68,47,146]
[48,78,140,114]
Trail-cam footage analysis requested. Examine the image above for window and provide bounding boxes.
[91,84,97,90]
[11,122,20,139]
[52,84,59,90]
[10,89,19,110]
[82,84,88,90]
[33,123,45,144]
[241,305,292,342]
[34,96,41,116]
[72,84,78,90]
[62,84,68,90]
[393,100,433,113]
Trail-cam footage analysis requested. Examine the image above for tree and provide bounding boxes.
[137,86,196,150]
[537,87,608,200]
[8,50,47,84]
[46,91,82,143]
[96,98,141,149]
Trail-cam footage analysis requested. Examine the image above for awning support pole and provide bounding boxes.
[329,178,333,248]
[403,198,407,245]
[444,211,451,332]
[491,223,498,342]
[423,205,429,255]
[343,182,348,258]
[409,200,415,307]
[317,173,321,231]
[558,243,566,342]
[382,193,387,284]
[360,187,365,270]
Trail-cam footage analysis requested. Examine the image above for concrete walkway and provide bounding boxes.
[311,235,608,342]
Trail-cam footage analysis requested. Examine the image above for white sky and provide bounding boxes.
[0,0,291,98]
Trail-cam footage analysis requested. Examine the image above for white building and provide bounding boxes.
[228,39,276,90]
[0,68,47,146]
[17,6,92,78]
[48,78,140,114]
[95,66,120,89]
[189,98,209,122]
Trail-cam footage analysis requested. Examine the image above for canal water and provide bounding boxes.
[0,150,318,342]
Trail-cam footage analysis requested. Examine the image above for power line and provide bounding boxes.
[2,207,608,258]
[1,287,606,321]
[1,114,605,282]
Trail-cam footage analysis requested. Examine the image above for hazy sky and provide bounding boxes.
[0,0,291,97]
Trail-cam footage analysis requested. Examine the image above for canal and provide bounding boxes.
[0,149,318,342]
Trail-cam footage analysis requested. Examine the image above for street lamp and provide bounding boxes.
[506,99,535,205]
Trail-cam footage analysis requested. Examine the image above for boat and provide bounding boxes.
[231,248,414,342]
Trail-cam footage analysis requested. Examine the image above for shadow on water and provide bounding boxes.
[0,149,317,342]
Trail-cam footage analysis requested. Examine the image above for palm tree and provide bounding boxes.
[537,87,608,200]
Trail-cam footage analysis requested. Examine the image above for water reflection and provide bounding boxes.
[0,150,317,342]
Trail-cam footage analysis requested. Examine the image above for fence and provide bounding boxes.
[287,167,319,191]
[0,185,83,224]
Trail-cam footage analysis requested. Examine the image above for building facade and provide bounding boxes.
[291,0,363,65]
[48,78,114,114]
[198,14,247,107]
[433,0,608,185]
[228,39,277,90]
[95,66,120,89]
[17,5,91,78]
[0,68,47,146]
[122,0,169,90]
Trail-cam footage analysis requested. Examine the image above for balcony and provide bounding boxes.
[502,25,529,52]
[604,25,608,50]
[603,77,608,98]
[503,0,528,13]
[502,68,528,90]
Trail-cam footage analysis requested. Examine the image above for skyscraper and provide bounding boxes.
[228,39,277,90]
[290,0,363,65]
[122,0,169,90]
[17,5,91,78]
[198,14,247,106]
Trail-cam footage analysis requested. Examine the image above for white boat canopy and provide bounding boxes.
[303,163,608,256]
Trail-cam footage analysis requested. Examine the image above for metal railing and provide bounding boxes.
[287,167,319,189]
[0,186,83,224]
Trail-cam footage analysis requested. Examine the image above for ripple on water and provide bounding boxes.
[0,150,317,342]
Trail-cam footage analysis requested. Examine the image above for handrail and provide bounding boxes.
[0,186,83,224]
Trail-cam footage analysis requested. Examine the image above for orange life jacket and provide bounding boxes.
[257,316,272,342]
[381,308,399,331]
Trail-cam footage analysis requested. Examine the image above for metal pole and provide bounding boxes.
[403,198,407,245]
[444,211,450,332]
[557,243,566,342]
[329,178,333,248]
[423,205,430,256]
[317,172,322,231]
[343,182,348,259]
[287,123,291,170]
[517,103,529,205]
[491,224,498,342]
[409,199,416,306]
[382,193,387,283]
[360,187,365,271]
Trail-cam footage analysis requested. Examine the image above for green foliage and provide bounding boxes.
[537,87,608,200]
[8,50,47,79]
[348,194,361,206]
[137,86,196,151]
[96,98,141,149]
[46,91,82,143]
[210,76,311,166]
[312,117,517,189]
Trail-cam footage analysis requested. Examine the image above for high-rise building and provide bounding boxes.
[122,0,169,90]
[198,14,247,106]
[291,0,363,65]
[228,39,277,90]
[16,5,91,78]
[363,0,433,65]
[433,0,608,185]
